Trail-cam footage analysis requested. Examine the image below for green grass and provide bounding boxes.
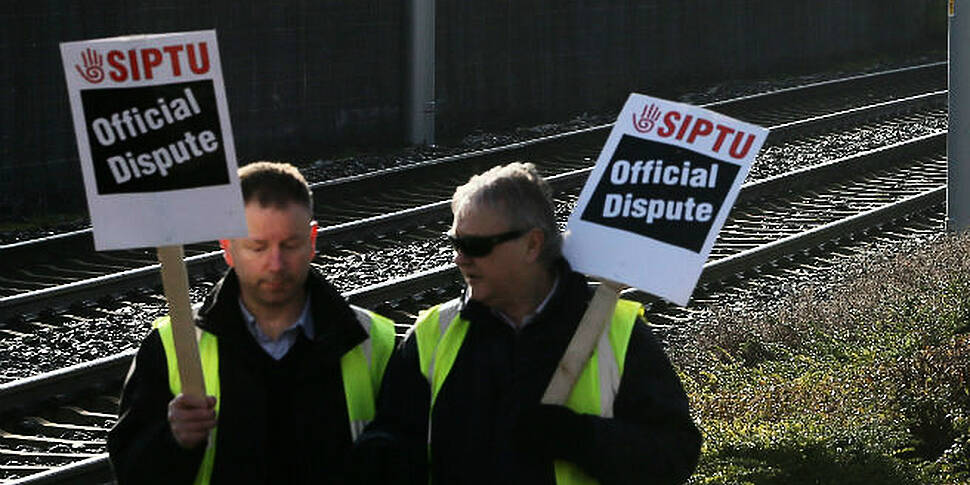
[673,233,970,484]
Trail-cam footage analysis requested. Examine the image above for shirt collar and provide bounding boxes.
[516,274,560,327]
[238,296,314,342]
[464,273,561,329]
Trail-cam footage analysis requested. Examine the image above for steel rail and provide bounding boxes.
[713,61,945,105]
[0,253,226,322]
[0,351,135,417]
[699,186,945,285]
[310,61,946,189]
[8,455,112,485]
[0,131,946,322]
[766,91,945,144]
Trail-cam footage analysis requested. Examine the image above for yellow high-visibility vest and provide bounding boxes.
[154,305,395,485]
[413,298,641,485]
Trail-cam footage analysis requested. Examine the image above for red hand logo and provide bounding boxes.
[633,104,661,133]
[75,48,104,84]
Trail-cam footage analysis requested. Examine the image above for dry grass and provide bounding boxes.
[672,232,970,484]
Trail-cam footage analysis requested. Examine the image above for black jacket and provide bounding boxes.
[108,265,372,484]
[354,261,701,484]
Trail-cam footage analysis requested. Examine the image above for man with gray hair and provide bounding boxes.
[353,162,700,484]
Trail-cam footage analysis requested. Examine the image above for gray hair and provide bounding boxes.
[451,162,562,266]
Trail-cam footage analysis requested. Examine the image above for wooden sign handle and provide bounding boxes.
[541,280,622,405]
[157,245,206,397]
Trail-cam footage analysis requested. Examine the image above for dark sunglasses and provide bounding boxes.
[445,229,527,258]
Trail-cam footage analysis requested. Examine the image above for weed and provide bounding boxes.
[678,233,970,483]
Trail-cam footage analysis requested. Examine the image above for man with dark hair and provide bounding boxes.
[109,161,395,484]
[354,162,701,484]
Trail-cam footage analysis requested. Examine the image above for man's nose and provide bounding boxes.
[453,249,471,266]
[266,247,285,270]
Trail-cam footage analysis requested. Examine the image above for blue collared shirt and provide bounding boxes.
[239,297,314,360]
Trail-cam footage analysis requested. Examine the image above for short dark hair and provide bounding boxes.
[238,161,313,213]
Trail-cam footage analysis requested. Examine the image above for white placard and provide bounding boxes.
[61,30,247,250]
[563,93,769,305]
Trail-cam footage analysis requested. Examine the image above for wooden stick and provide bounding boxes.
[542,280,622,405]
[157,245,206,397]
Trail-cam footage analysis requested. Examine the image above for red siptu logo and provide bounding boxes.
[633,104,662,133]
[75,48,105,84]
[72,43,210,84]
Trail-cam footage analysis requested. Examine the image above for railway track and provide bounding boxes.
[0,62,947,323]
[0,61,951,483]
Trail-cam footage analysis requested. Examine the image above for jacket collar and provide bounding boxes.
[195,265,367,356]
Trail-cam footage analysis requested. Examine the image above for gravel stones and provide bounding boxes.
[0,287,209,384]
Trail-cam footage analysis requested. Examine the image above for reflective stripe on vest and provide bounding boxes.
[154,319,220,485]
[342,305,396,440]
[409,298,465,448]
[154,305,395,485]
[413,298,642,485]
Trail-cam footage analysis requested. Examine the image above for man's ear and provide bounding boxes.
[219,239,234,267]
[308,222,319,261]
[525,228,545,263]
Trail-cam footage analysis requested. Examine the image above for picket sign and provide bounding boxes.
[545,93,768,401]
[61,30,248,398]
[541,280,621,405]
[157,245,206,396]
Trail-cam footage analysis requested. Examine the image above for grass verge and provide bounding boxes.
[672,232,970,484]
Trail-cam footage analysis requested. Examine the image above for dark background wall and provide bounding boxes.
[1,0,402,220]
[435,0,945,135]
[0,1,945,221]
